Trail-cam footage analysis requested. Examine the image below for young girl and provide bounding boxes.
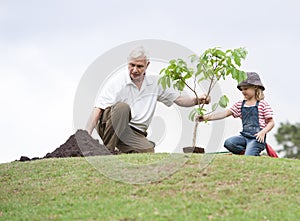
[197,72,275,156]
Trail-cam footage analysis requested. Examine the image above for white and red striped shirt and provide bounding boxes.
[229,100,273,129]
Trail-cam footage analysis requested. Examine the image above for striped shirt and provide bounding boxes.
[229,100,273,129]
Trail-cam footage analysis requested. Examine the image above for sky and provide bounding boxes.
[0,0,299,163]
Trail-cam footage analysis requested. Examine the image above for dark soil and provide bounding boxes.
[18,130,204,162]
[19,130,118,162]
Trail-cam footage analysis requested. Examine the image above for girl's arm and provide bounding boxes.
[197,109,233,122]
[255,118,275,143]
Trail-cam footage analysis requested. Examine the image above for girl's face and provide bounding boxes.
[240,86,256,100]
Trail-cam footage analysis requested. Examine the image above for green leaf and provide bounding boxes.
[189,54,198,63]
[231,68,237,79]
[161,76,167,89]
[174,80,185,91]
[225,68,232,76]
[237,71,247,83]
[170,59,176,65]
[234,55,241,66]
[159,68,165,75]
[195,107,206,116]
[197,77,206,83]
[215,49,226,58]
[226,57,232,67]
[183,71,193,80]
[218,95,229,108]
[226,49,232,54]
[179,80,185,91]
[167,76,171,88]
[212,103,218,111]
[189,109,197,121]
[237,47,248,59]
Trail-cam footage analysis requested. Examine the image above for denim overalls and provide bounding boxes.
[224,100,266,156]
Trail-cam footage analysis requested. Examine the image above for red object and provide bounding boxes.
[266,143,279,158]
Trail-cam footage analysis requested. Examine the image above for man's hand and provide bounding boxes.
[196,94,211,105]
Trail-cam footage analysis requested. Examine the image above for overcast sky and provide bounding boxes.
[0,0,299,163]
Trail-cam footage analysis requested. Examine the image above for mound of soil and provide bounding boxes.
[19,130,118,162]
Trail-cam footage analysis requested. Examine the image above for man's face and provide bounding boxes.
[127,57,149,81]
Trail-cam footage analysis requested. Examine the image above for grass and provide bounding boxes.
[0,154,299,221]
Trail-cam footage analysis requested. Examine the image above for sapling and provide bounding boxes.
[159,47,248,151]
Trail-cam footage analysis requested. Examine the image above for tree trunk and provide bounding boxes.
[192,121,199,147]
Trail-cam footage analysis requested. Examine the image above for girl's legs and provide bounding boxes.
[244,138,266,156]
[224,135,246,154]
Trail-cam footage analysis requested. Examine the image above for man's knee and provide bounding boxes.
[132,146,154,153]
[113,102,130,114]
[118,140,155,154]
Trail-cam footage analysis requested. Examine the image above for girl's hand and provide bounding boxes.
[196,115,205,122]
[255,118,274,143]
[254,130,266,143]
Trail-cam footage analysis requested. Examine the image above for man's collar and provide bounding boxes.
[126,73,154,86]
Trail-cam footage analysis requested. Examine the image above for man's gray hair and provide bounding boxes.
[127,46,149,62]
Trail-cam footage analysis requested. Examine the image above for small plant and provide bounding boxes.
[159,47,248,149]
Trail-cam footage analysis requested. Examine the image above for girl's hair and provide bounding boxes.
[254,86,265,101]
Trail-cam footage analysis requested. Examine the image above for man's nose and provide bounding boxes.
[132,66,138,72]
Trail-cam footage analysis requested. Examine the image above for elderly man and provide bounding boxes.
[86,46,209,153]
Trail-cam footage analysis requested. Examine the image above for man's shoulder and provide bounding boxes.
[144,74,160,86]
[104,70,130,86]
[145,73,159,80]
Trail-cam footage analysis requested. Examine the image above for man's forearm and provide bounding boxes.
[174,95,210,107]
[174,96,195,107]
[86,108,102,135]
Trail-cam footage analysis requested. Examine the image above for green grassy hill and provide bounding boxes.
[0,154,299,221]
